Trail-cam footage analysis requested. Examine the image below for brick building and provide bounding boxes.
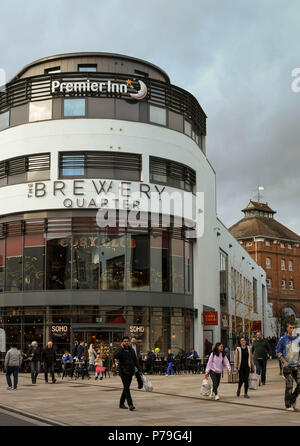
[229,200,300,320]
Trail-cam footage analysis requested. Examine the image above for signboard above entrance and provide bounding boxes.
[203,311,218,326]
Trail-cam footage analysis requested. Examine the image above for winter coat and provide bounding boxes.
[28,346,41,362]
[234,346,255,371]
[4,348,23,368]
[42,347,56,364]
[114,346,141,376]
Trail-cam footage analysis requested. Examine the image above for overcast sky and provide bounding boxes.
[1,0,299,234]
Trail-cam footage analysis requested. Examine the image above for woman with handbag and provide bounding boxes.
[234,337,255,398]
[205,342,231,401]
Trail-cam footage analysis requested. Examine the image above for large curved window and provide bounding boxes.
[59,151,141,181]
[0,218,193,295]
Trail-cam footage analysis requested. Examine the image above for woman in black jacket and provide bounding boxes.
[28,341,41,384]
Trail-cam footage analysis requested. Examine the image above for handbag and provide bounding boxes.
[201,378,211,396]
[141,374,153,392]
[248,373,260,390]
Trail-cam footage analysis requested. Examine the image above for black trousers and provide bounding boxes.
[238,365,250,394]
[44,363,55,382]
[135,371,143,388]
[120,373,133,407]
[255,359,267,384]
[209,370,221,395]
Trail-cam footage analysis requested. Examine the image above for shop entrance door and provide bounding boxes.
[73,330,124,371]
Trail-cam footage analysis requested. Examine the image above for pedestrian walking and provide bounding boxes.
[4,344,23,390]
[205,342,231,401]
[252,330,272,385]
[114,336,142,411]
[234,337,254,398]
[95,353,105,380]
[130,337,143,389]
[88,343,97,374]
[28,341,41,384]
[41,341,57,383]
[166,349,175,376]
[276,322,300,411]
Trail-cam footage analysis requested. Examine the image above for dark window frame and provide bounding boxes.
[149,156,196,193]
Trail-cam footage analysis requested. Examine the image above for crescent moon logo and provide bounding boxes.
[129,80,148,100]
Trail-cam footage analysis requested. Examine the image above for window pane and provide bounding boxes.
[61,154,85,176]
[64,99,86,117]
[149,105,166,126]
[171,238,184,293]
[162,231,171,292]
[23,246,45,290]
[46,238,72,289]
[0,112,9,130]
[78,66,97,72]
[128,233,150,290]
[100,234,125,290]
[72,234,99,289]
[185,242,193,295]
[151,232,162,292]
[184,120,191,136]
[29,100,52,122]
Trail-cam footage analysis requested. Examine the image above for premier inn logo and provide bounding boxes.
[51,78,148,100]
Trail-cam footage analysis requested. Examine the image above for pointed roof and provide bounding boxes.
[230,200,300,242]
[242,200,276,215]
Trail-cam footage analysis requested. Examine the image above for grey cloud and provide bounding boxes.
[0,0,299,234]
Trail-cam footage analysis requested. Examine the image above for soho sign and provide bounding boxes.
[51,78,148,100]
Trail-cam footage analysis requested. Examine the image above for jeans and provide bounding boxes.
[44,363,55,382]
[30,361,41,383]
[283,366,300,408]
[166,362,174,376]
[255,359,267,384]
[6,366,19,389]
[209,370,222,395]
[120,373,133,407]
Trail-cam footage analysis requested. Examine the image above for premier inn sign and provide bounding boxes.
[51,78,148,100]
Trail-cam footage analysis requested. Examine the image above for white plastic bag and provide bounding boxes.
[201,378,211,396]
[248,373,259,390]
[141,374,153,392]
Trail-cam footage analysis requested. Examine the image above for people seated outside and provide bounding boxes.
[61,351,73,378]
[187,349,199,359]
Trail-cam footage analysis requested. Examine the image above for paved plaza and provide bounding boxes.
[0,360,299,426]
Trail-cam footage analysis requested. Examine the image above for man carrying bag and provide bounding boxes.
[114,336,142,411]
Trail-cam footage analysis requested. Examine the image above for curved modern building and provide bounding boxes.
[0,52,266,357]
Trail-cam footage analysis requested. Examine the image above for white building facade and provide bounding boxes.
[0,53,266,357]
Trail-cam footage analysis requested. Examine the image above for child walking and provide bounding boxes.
[95,353,105,380]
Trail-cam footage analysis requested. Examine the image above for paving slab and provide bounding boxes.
[0,361,299,426]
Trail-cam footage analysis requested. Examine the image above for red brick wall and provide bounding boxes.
[239,239,300,316]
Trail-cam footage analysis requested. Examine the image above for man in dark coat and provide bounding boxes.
[131,337,143,389]
[114,336,142,411]
[252,330,272,385]
[41,341,57,383]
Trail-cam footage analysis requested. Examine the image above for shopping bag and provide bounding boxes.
[248,373,259,390]
[201,378,211,396]
[141,374,153,392]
